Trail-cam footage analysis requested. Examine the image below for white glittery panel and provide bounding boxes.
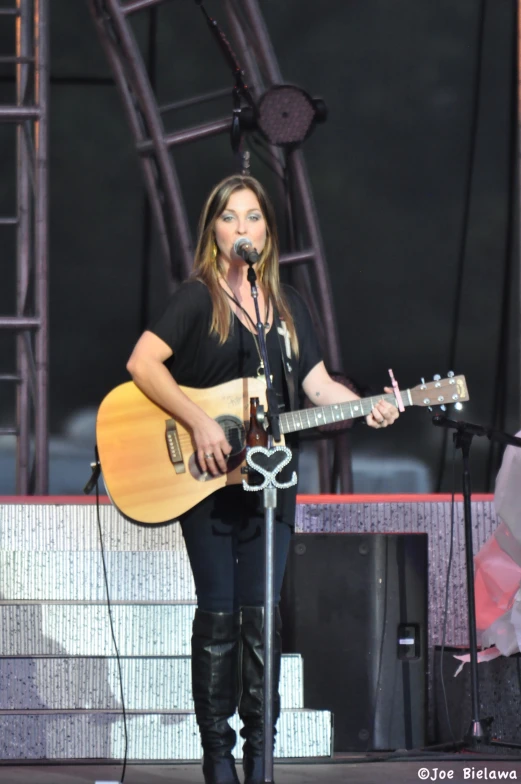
[0,654,303,711]
[0,709,332,760]
[295,500,500,647]
[0,504,183,551]
[0,551,196,601]
[0,604,196,656]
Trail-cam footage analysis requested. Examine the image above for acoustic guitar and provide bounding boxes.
[96,374,469,524]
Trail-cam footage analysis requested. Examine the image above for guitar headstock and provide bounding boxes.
[409,373,469,409]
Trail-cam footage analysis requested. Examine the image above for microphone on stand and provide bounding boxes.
[233,237,260,264]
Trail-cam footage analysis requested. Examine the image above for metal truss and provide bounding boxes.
[88,0,354,491]
[0,0,49,494]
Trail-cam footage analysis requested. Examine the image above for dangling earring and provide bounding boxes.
[211,241,218,262]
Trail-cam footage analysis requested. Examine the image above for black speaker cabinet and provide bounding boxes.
[280,533,428,751]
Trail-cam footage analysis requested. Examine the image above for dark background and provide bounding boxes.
[0,0,518,492]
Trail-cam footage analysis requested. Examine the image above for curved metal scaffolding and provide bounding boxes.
[88,0,353,491]
[0,0,49,494]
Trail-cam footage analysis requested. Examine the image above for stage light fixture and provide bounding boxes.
[241,84,327,147]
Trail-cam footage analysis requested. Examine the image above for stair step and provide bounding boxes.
[0,551,195,601]
[0,655,303,710]
[0,603,196,656]
[0,503,183,551]
[0,709,332,760]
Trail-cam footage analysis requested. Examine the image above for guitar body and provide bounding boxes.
[96,377,269,524]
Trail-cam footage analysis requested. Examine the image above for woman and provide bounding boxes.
[126,174,399,784]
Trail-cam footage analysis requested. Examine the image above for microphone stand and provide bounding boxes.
[432,415,521,748]
[242,258,296,784]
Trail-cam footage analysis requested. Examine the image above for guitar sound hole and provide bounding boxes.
[188,416,247,481]
[216,415,246,456]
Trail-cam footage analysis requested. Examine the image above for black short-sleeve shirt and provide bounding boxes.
[151,280,321,392]
[149,280,322,525]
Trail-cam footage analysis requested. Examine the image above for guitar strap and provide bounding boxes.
[273,308,298,412]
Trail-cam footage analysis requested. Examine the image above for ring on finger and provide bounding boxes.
[204,452,214,459]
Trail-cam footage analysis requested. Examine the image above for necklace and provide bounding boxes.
[221,287,271,379]
[250,332,267,379]
[221,282,270,329]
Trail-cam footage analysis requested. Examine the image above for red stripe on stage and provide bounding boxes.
[0,493,494,504]
[296,493,494,503]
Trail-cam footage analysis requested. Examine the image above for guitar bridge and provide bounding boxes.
[165,419,186,474]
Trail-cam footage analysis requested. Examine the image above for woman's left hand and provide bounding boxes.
[366,386,400,429]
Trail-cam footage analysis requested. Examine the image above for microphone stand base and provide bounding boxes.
[489,739,521,750]
[464,718,492,748]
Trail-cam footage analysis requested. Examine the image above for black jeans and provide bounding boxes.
[180,485,293,613]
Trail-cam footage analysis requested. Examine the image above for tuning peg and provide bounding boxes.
[447,371,455,378]
[439,405,446,411]
[421,377,426,385]
[428,406,433,412]
[433,374,441,381]
[454,402,463,411]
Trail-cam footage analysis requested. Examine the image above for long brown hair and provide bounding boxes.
[191,174,298,356]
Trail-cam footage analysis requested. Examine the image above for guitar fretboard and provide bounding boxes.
[280,391,411,434]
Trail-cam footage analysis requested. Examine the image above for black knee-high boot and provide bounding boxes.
[238,605,282,784]
[191,610,241,784]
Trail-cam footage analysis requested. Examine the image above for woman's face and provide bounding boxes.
[214,188,267,265]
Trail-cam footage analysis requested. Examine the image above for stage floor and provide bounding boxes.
[2,755,521,784]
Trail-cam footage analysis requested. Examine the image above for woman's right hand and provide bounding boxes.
[191,415,232,476]
[126,333,232,476]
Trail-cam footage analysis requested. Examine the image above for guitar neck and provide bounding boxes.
[280,391,412,435]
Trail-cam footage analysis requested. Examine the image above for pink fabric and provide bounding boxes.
[474,533,521,632]
[473,433,521,656]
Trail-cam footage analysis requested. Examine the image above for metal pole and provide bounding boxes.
[263,489,276,783]
[105,0,194,279]
[286,151,342,371]
[16,0,32,494]
[461,447,481,726]
[87,4,174,280]
[241,0,282,84]
[287,151,353,492]
[122,0,166,15]
[457,434,487,746]
[34,0,50,493]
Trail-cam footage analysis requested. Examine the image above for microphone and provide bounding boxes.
[233,237,260,264]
